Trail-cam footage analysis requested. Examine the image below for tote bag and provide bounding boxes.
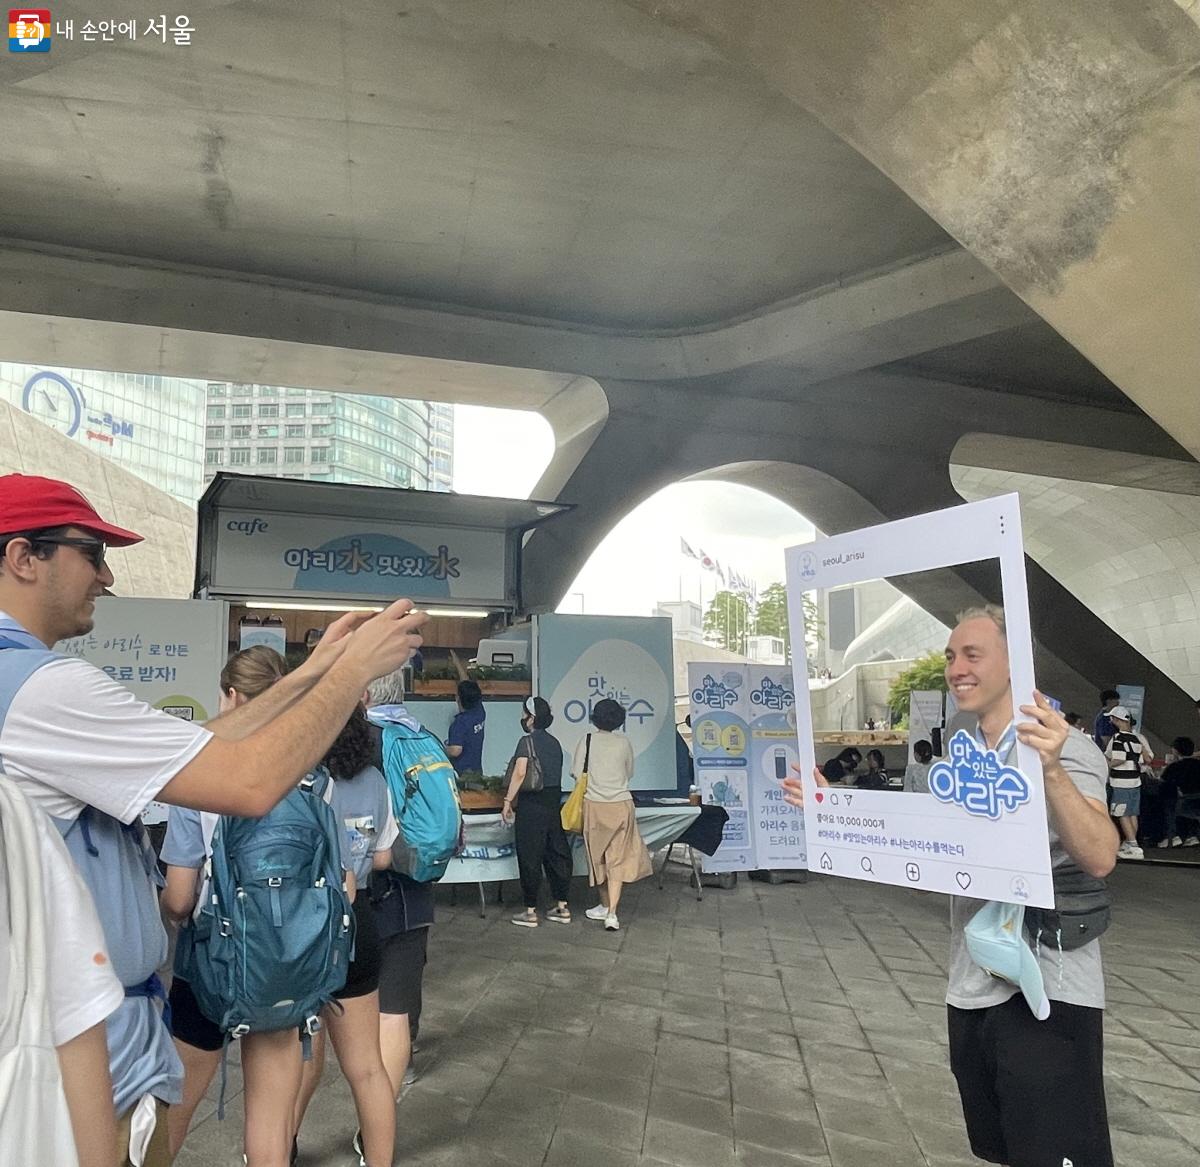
[0,779,82,1167]
[560,734,591,834]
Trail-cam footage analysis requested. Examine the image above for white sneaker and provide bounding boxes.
[1156,839,1172,848]
[1123,844,1145,859]
[1184,836,1200,847]
[585,904,609,921]
[1170,836,1184,847]
[604,914,620,931]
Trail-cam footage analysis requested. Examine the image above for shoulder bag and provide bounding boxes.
[560,734,590,834]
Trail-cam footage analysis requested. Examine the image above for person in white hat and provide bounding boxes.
[1104,705,1145,858]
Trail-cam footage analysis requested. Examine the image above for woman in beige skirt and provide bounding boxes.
[571,699,652,931]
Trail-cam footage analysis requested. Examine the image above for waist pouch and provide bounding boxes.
[1024,865,1111,952]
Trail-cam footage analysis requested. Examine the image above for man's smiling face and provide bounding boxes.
[944,616,1012,719]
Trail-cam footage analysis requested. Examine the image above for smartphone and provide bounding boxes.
[773,747,788,780]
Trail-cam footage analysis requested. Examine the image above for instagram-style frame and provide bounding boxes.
[784,494,1054,908]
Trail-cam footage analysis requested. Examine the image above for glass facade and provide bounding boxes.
[203,384,454,492]
[0,362,206,503]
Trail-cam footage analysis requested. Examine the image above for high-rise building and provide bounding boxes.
[0,363,207,503]
[203,385,453,491]
[428,402,455,492]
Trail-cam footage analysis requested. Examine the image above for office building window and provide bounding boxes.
[284,447,305,464]
[206,404,226,419]
[231,383,252,395]
[257,447,277,465]
[311,401,333,415]
[311,447,329,464]
[311,423,333,437]
[231,425,251,438]
[206,383,227,396]
[205,425,225,440]
[205,449,223,466]
[232,404,252,419]
[258,424,279,438]
[230,448,251,466]
[285,424,305,438]
[257,385,278,397]
[258,403,279,418]
[286,403,306,417]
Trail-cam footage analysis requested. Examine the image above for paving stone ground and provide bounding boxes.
[177,860,1199,1167]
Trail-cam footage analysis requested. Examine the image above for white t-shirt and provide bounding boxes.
[0,654,212,824]
[572,731,634,803]
[0,801,123,1047]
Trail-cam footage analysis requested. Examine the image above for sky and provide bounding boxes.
[453,403,816,617]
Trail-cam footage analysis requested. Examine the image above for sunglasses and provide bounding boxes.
[30,534,109,570]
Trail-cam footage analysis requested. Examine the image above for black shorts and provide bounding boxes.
[168,976,224,1053]
[948,996,1113,1167]
[377,927,428,1017]
[336,896,383,1000]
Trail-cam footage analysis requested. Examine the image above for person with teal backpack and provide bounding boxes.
[162,648,354,1166]
[363,670,463,1101]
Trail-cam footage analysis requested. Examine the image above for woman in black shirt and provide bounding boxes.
[501,697,573,927]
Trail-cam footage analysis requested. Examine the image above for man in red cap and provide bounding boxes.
[0,473,427,1166]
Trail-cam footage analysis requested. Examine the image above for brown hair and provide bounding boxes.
[219,645,287,699]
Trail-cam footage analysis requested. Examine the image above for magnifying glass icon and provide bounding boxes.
[860,856,874,874]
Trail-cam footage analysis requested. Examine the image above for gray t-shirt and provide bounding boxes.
[946,727,1109,1011]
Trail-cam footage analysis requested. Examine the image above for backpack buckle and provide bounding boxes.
[267,876,282,887]
[230,1023,250,1038]
[304,1015,322,1037]
[218,917,233,937]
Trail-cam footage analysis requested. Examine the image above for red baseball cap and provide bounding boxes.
[0,474,143,546]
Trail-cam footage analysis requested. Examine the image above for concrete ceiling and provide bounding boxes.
[1,0,954,331]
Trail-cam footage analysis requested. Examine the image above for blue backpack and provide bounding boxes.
[173,769,354,1054]
[379,722,464,882]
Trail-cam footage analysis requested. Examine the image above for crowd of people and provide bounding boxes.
[3,472,1197,1167]
[0,473,663,1167]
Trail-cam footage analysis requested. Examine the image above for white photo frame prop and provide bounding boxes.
[784,494,1054,909]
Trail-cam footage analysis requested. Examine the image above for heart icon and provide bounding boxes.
[955,871,971,889]
[815,792,824,803]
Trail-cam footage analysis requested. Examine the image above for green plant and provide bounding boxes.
[886,652,948,726]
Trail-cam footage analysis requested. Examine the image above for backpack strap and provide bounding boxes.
[583,733,592,774]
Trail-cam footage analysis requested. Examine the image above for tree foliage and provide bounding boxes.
[701,582,822,660]
[886,651,948,724]
[703,589,751,653]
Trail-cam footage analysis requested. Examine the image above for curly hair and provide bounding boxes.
[323,703,377,781]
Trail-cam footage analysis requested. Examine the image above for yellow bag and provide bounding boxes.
[561,734,591,833]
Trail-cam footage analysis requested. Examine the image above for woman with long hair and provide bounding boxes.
[160,646,311,1167]
[292,702,396,1167]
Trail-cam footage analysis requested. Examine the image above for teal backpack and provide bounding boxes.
[173,769,354,1063]
[379,722,464,882]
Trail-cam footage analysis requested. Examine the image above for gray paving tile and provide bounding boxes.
[177,863,1200,1166]
[734,1104,828,1159]
[649,1082,734,1136]
[567,1067,655,1114]
[643,1114,736,1167]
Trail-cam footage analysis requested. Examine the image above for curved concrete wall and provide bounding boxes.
[953,464,1200,700]
[628,0,1200,460]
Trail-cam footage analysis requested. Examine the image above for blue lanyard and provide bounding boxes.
[975,720,1017,764]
